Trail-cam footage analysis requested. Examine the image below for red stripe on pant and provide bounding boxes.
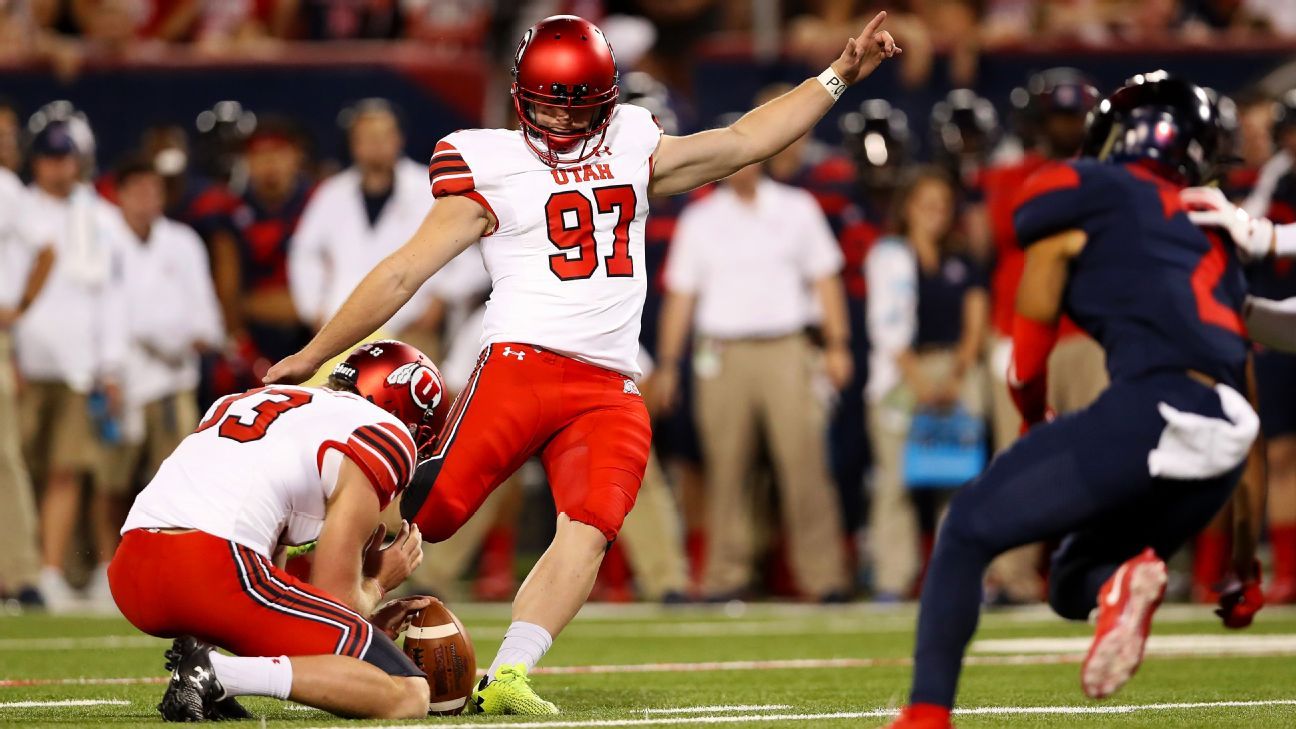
[231,544,371,657]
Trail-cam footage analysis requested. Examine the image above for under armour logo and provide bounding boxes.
[623,379,640,396]
[502,347,525,361]
[594,146,612,157]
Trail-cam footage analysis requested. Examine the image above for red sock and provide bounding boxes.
[1271,524,1296,583]
[473,527,517,601]
[686,529,706,587]
[1193,529,1229,603]
[766,534,801,599]
[594,542,633,602]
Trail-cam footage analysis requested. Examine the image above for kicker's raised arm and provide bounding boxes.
[647,11,900,197]
[263,194,490,385]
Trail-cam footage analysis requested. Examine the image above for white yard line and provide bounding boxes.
[563,602,1296,623]
[294,699,1296,728]
[0,635,164,651]
[0,677,168,688]
[973,634,1296,656]
[640,706,791,714]
[0,699,130,709]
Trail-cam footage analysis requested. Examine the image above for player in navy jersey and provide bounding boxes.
[884,73,1260,729]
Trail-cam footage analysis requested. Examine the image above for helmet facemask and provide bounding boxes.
[512,81,617,167]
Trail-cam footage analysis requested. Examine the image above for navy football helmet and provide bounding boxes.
[930,88,1000,167]
[839,99,911,192]
[1081,71,1224,186]
[1012,67,1100,154]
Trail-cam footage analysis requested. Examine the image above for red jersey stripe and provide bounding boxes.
[1012,162,1082,212]
[374,421,418,466]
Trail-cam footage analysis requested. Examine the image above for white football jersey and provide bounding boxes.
[430,104,662,377]
[122,386,417,559]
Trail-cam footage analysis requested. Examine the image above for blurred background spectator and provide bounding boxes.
[5,1,1296,609]
[15,112,129,613]
[95,156,222,611]
[657,151,851,602]
[864,166,987,601]
[210,117,313,376]
[287,99,436,349]
[0,98,44,609]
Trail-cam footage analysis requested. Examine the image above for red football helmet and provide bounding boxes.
[329,340,448,459]
[511,15,619,167]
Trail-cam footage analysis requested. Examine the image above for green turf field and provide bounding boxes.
[3,602,1296,728]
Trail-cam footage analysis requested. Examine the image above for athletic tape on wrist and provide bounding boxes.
[817,67,847,101]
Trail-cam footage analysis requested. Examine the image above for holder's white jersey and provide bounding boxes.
[122,386,417,559]
[430,104,662,377]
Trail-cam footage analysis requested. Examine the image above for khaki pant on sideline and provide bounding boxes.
[0,333,40,589]
[695,334,847,597]
[620,451,689,600]
[867,350,986,597]
[985,334,1108,602]
[21,380,101,485]
[101,392,199,495]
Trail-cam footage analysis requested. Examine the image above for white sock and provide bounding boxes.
[208,652,293,700]
[487,621,553,680]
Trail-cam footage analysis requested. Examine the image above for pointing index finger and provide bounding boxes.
[858,10,887,45]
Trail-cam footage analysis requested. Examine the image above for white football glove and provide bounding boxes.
[1180,186,1274,261]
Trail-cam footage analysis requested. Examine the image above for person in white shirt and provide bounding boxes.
[98,158,224,576]
[0,150,53,606]
[13,120,130,612]
[288,100,437,339]
[654,161,852,601]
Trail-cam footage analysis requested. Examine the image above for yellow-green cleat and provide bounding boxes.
[466,663,558,715]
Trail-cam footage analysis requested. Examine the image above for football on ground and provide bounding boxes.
[400,597,476,715]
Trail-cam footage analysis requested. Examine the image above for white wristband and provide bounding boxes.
[816,67,847,102]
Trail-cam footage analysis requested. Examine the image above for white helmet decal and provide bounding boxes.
[387,362,442,410]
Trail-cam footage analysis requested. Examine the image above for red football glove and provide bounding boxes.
[1216,560,1264,629]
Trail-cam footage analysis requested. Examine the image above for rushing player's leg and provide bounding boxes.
[888,375,1244,728]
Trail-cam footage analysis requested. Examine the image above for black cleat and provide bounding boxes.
[211,697,253,721]
[159,637,251,721]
